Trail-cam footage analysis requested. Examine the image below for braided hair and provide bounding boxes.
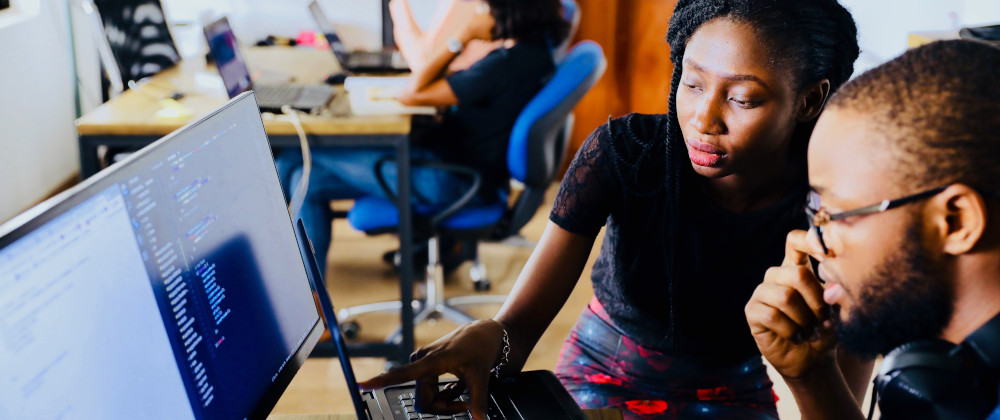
[651,0,860,350]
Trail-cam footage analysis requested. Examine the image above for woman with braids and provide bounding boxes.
[360,1,868,419]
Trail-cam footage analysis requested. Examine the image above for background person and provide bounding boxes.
[276,0,569,277]
[389,0,502,72]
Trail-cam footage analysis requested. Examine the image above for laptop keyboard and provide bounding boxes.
[349,51,395,67]
[395,390,505,420]
[256,85,303,105]
[255,85,332,109]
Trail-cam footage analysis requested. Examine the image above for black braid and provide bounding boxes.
[653,0,860,351]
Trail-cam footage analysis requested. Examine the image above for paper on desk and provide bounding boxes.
[344,76,437,116]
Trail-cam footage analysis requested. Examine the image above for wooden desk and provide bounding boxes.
[75,47,411,174]
[268,408,624,420]
[74,47,419,364]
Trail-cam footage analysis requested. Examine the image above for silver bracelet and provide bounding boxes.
[491,327,510,379]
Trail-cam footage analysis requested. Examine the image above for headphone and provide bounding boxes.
[871,312,1000,420]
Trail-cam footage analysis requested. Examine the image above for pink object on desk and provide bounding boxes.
[296,30,316,46]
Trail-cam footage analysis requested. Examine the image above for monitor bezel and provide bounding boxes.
[0,92,324,420]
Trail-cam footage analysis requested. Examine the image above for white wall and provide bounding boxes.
[0,0,80,223]
[3,0,998,224]
[0,0,440,224]
[162,0,439,59]
[841,0,1000,77]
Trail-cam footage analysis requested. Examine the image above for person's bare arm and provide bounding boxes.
[837,348,875,405]
[785,354,866,420]
[359,222,596,420]
[422,0,478,57]
[388,0,426,70]
[495,222,596,371]
[746,230,866,420]
[398,5,493,107]
[392,0,494,72]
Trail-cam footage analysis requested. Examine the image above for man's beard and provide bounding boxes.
[831,223,955,358]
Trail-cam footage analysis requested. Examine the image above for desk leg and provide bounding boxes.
[394,136,416,365]
[79,135,100,179]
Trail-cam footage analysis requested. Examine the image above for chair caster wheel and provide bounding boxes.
[474,280,491,292]
[342,321,360,339]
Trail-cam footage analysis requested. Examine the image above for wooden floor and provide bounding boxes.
[269,184,876,419]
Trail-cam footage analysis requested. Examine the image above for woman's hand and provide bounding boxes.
[745,230,836,379]
[459,2,496,42]
[358,319,506,420]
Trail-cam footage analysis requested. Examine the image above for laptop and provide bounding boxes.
[0,93,324,419]
[308,0,409,73]
[0,92,583,419]
[203,16,335,112]
[294,215,587,419]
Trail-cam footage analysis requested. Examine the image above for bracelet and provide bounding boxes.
[491,327,510,379]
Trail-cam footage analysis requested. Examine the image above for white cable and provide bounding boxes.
[280,106,312,220]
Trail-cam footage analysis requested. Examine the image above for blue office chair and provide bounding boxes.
[339,41,607,340]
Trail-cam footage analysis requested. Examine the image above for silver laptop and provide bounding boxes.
[0,93,325,419]
[308,0,409,73]
[204,16,335,112]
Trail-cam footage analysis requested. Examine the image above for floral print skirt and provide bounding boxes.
[554,297,779,420]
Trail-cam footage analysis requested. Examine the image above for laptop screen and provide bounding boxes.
[204,17,253,99]
[0,93,323,419]
[308,0,350,64]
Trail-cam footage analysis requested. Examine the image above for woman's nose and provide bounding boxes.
[690,96,726,135]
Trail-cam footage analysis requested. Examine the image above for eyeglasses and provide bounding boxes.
[804,186,949,255]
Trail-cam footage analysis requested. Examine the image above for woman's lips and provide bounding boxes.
[687,140,726,167]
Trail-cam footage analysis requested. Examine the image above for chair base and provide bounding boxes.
[337,237,506,343]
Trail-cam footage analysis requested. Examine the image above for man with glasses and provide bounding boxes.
[745,40,1000,419]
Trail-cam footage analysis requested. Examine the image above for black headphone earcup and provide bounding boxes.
[876,339,992,420]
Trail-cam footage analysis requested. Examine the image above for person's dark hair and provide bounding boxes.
[650,0,860,349]
[827,40,1000,191]
[487,0,570,45]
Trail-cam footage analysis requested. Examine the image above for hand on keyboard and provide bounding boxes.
[359,319,508,420]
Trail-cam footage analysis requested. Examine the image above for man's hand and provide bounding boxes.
[746,230,836,379]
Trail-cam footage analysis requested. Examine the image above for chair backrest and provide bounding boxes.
[497,40,606,238]
[553,0,581,61]
[91,0,180,89]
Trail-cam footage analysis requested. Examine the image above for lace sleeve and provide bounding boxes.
[549,123,619,238]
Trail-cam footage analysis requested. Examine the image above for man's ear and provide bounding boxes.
[930,184,988,255]
[797,79,831,123]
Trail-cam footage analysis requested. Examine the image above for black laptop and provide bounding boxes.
[203,16,335,112]
[308,0,409,73]
[294,208,587,420]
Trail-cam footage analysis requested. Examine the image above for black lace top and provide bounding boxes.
[551,113,808,367]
